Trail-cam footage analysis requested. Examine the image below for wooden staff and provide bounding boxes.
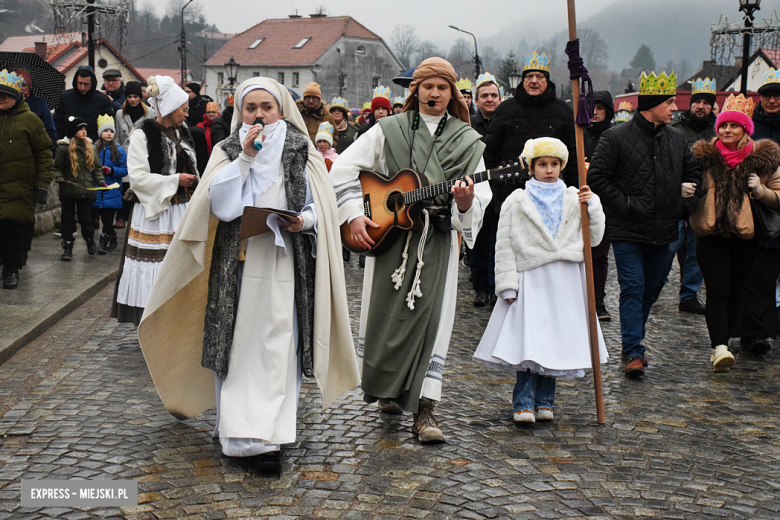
[567,0,605,425]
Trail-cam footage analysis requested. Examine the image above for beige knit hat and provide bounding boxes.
[303,82,322,99]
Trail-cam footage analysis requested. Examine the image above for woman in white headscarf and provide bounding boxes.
[113,75,198,325]
[135,77,359,465]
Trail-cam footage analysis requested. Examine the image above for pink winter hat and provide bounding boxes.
[715,93,755,136]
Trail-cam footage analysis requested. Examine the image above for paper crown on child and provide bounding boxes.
[618,101,633,112]
[522,52,551,74]
[716,93,756,135]
[476,72,497,89]
[521,137,568,170]
[639,71,677,96]
[393,96,405,106]
[315,121,334,146]
[759,68,780,93]
[362,101,371,111]
[456,77,472,93]
[371,85,392,112]
[0,69,23,99]
[97,114,115,136]
[330,96,349,113]
[615,111,631,123]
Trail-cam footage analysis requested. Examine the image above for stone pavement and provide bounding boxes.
[1,255,780,519]
[0,227,125,364]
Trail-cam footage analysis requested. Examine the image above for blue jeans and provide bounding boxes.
[612,241,670,359]
[513,371,556,411]
[659,221,703,302]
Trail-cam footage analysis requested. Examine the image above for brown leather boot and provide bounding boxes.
[412,398,445,444]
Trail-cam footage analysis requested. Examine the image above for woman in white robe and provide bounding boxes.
[135,78,360,466]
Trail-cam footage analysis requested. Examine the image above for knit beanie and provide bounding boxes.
[371,95,392,113]
[186,82,201,96]
[66,116,88,138]
[125,81,143,98]
[715,93,756,136]
[690,92,716,107]
[303,82,322,99]
[637,95,673,112]
[97,114,115,137]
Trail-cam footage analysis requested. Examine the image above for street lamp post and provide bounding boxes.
[739,0,762,95]
[448,25,481,78]
[224,56,239,93]
[180,0,194,88]
[508,67,522,91]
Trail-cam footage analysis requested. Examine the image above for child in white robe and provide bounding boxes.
[473,137,608,423]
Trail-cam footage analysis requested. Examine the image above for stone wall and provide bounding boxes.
[34,181,61,234]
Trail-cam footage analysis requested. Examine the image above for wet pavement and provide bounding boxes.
[1,254,780,519]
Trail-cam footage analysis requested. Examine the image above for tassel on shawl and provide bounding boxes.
[392,231,414,290]
[405,209,430,310]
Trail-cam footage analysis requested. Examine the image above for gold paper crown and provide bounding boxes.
[761,68,780,88]
[362,101,371,110]
[330,96,349,112]
[692,77,716,96]
[639,71,677,96]
[721,93,755,119]
[372,85,391,101]
[96,114,114,129]
[456,77,472,91]
[523,52,551,73]
[0,69,23,92]
[618,101,633,112]
[317,121,334,137]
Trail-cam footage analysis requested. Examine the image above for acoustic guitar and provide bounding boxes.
[341,163,526,256]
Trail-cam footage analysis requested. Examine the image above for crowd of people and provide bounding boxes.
[1,45,780,471]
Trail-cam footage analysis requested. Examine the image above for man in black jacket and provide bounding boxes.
[469,72,502,306]
[53,66,114,141]
[661,79,717,316]
[210,96,234,147]
[754,72,780,144]
[100,69,126,113]
[588,72,702,378]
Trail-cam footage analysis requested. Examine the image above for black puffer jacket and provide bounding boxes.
[53,66,115,141]
[588,111,702,245]
[670,110,716,147]
[483,80,577,194]
[210,106,233,147]
[753,103,780,145]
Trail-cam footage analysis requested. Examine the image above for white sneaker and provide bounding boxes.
[513,410,535,423]
[710,344,735,373]
[535,407,554,422]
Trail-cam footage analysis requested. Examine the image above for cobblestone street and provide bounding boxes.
[2,257,780,519]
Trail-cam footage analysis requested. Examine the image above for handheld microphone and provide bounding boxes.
[252,117,264,151]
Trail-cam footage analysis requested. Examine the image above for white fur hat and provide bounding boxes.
[521,137,569,170]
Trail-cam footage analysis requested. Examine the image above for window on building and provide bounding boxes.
[355,45,366,55]
[292,72,299,87]
[217,72,224,84]
[372,76,380,89]
[278,72,285,85]
[293,37,311,49]
[248,38,264,49]
[253,72,260,77]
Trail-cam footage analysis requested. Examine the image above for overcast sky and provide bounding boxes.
[154,0,610,51]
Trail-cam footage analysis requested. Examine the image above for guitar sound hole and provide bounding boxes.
[387,191,404,213]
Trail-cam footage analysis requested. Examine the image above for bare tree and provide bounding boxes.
[416,40,440,64]
[390,24,420,69]
[579,28,608,70]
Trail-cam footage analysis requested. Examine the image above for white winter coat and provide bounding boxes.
[494,186,605,296]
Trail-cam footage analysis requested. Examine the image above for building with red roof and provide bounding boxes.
[204,14,404,108]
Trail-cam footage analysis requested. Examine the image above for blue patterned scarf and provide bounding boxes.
[526,178,565,238]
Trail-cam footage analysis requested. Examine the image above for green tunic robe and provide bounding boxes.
[360,111,484,412]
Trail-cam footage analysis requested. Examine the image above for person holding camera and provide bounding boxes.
[330,58,491,444]
[112,75,198,325]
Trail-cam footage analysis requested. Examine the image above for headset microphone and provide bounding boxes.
[416,94,436,108]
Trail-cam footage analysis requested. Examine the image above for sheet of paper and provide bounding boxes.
[239,206,300,240]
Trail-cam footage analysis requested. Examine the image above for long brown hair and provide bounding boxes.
[95,133,120,164]
[69,136,95,177]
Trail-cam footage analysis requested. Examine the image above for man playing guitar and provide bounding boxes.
[330,58,492,444]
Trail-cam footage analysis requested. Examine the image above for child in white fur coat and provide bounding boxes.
[473,137,609,423]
